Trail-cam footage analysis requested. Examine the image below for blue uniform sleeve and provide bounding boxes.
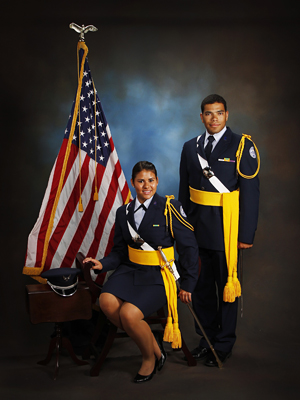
[178,143,191,214]
[170,199,199,293]
[238,138,260,244]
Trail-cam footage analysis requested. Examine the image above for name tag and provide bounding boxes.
[218,158,235,163]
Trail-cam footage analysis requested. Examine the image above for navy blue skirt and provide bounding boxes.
[101,267,167,318]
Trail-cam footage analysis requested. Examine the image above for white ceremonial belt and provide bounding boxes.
[126,204,180,280]
[198,154,230,193]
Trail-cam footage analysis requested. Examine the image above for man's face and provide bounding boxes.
[200,102,229,135]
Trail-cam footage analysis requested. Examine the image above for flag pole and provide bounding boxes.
[69,23,99,211]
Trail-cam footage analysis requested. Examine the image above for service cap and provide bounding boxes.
[41,268,81,297]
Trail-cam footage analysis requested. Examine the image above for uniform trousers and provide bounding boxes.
[192,248,238,353]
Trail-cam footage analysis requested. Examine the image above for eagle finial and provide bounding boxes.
[69,23,98,41]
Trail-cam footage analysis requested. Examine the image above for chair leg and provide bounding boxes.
[82,309,108,360]
[153,308,196,367]
[90,324,118,376]
[180,338,197,366]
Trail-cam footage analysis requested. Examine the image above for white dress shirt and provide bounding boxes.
[204,126,227,152]
[134,196,153,230]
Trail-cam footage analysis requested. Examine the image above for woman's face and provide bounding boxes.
[131,169,159,203]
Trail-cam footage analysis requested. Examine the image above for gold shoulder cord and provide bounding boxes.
[236,134,260,179]
[164,195,194,238]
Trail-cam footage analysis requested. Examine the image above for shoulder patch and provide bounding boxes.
[249,146,256,158]
[180,206,187,218]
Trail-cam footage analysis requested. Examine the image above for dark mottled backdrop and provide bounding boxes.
[1,0,299,356]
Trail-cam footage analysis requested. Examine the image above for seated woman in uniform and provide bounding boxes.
[84,161,199,383]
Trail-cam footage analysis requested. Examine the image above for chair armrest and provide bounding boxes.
[76,252,102,298]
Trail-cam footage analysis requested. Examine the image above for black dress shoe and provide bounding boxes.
[157,351,166,371]
[153,330,167,371]
[134,361,157,383]
[205,350,232,367]
[190,346,211,360]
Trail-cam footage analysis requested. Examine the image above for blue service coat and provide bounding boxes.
[99,193,199,293]
[179,127,260,251]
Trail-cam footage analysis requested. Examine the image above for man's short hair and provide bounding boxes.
[201,94,227,113]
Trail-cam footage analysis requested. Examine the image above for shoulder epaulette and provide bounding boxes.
[236,134,260,179]
[164,195,194,238]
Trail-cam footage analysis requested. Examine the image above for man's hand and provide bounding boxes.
[83,257,103,271]
[179,289,192,304]
[238,242,253,249]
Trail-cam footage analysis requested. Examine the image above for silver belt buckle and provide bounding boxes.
[132,234,145,245]
[203,166,214,179]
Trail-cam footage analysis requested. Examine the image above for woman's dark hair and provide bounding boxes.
[131,161,157,181]
[201,94,227,113]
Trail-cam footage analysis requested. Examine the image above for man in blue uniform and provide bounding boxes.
[178,94,260,366]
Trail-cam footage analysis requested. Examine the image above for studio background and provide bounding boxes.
[1,0,299,370]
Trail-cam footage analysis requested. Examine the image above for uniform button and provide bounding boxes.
[201,187,205,190]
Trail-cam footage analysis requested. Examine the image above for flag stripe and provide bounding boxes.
[44,149,91,269]
[70,144,117,255]
[24,159,57,267]
[59,163,108,268]
[35,140,78,269]
[87,151,123,257]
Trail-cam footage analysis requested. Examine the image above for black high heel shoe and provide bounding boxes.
[153,330,167,371]
[134,360,157,383]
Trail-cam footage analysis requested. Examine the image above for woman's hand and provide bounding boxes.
[179,289,192,304]
[83,257,103,271]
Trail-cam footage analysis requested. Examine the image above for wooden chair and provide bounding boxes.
[26,281,92,379]
[76,252,196,376]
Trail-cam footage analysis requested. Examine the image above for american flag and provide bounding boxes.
[23,42,131,285]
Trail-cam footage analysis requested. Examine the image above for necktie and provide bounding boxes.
[205,135,215,162]
[134,203,147,230]
[134,203,147,213]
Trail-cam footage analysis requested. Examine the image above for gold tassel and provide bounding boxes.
[93,191,98,201]
[172,322,182,349]
[223,277,236,303]
[222,191,241,302]
[160,260,182,348]
[78,198,83,212]
[163,316,174,342]
[162,268,174,342]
